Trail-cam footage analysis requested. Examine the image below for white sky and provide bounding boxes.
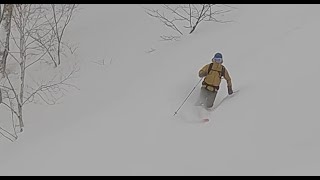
[1,4,320,175]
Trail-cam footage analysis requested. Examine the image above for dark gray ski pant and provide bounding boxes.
[195,87,217,109]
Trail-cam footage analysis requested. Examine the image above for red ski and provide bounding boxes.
[202,119,210,122]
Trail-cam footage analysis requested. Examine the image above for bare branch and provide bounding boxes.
[27,33,57,68]
[0,128,16,142]
[221,4,238,9]
[159,35,181,41]
[50,4,77,65]
[145,4,233,35]
[0,38,20,65]
[162,4,189,22]
[145,48,156,53]
[25,48,51,69]
[1,99,19,118]
[0,84,13,91]
[145,7,184,35]
[4,72,20,107]
[62,41,78,55]
[22,65,79,105]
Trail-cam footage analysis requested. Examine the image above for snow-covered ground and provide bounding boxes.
[1,4,320,175]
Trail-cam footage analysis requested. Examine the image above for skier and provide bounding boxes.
[196,52,233,110]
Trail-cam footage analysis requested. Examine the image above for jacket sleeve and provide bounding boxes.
[199,64,209,78]
[223,67,232,87]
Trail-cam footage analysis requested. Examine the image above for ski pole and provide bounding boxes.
[173,78,203,116]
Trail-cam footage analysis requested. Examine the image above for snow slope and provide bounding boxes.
[1,4,320,175]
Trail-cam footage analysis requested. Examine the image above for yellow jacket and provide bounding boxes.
[199,62,232,92]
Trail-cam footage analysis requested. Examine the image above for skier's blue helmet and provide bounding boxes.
[212,53,223,64]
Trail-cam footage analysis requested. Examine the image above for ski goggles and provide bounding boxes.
[213,58,223,64]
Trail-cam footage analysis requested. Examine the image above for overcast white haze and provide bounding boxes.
[1,4,320,175]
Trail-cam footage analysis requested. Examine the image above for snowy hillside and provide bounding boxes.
[1,4,320,175]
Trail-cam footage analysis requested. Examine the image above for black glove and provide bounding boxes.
[227,86,233,95]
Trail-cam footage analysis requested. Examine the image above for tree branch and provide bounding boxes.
[145,4,232,35]
[22,65,79,105]
[144,7,183,35]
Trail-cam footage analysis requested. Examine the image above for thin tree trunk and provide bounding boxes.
[18,53,26,130]
[0,88,2,103]
[189,5,205,34]
[57,38,61,65]
[0,4,13,75]
[0,4,3,24]
[18,22,26,131]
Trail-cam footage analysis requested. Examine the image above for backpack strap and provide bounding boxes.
[208,63,213,74]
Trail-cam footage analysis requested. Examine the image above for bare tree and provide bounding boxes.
[0,4,13,75]
[47,4,77,66]
[145,4,233,36]
[0,4,79,139]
